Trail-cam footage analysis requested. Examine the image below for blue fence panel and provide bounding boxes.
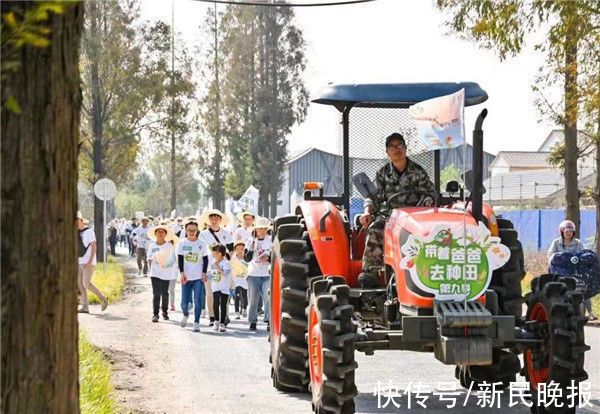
[501,209,596,250]
[500,210,540,250]
[350,198,363,225]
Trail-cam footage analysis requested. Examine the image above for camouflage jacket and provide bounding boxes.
[364,158,436,215]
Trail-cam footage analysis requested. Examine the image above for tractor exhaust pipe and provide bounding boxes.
[472,109,488,223]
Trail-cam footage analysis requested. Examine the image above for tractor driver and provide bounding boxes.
[358,133,436,288]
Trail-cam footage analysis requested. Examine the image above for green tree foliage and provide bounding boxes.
[115,154,199,218]
[440,164,462,191]
[436,0,600,233]
[79,0,167,187]
[142,21,197,211]
[199,4,226,210]
[200,3,308,216]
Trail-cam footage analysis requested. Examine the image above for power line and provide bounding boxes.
[190,0,376,7]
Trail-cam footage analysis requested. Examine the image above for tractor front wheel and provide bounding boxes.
[307,276,357,414]
[523,274,590,413]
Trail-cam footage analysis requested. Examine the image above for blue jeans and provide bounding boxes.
[247,276,269,324]
[181,279,205,323]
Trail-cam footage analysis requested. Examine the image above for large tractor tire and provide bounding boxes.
[490,217,526,318]
[307,276,357,414]
[523,274,590,414]
[269,214,321,392]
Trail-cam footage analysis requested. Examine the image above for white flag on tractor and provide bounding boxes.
[235,185,259,215]
[408,88,465,150]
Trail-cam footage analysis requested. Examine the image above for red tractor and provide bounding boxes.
[268,83,590,413]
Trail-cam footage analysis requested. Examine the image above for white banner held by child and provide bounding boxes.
[408,88,465,150]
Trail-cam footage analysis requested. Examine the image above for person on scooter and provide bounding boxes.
[358,133,436,288]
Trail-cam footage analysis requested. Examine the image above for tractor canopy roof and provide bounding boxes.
[312,82,487,111]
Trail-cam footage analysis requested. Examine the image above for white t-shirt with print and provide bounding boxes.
[200,228,232,266]
[79,227,97,265]
[208,259,232,294]
[176,237,209,281]
[132,225,151,250]
[232,226,252,243]
[148,241,177,281]
[245,237,271,277]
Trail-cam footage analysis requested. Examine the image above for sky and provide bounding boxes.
[141,0,556,158]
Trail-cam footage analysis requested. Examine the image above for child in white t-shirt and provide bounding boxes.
[209,244,232,332]
[231,241,249,319]
[147,226,177,322]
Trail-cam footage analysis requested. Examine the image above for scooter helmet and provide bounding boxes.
[559,220,576,236]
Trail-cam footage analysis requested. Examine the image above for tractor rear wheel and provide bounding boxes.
[490,217,526,318]
[307,276,357,414]
[523,274,590,413]
[270,214,321,392]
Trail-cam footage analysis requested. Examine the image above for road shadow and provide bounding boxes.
[88,313,128,322]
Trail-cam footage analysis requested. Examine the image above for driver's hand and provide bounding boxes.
[423,196,434,207]
[359,213,372,228]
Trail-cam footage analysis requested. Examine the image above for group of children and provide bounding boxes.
[145,209,272,333]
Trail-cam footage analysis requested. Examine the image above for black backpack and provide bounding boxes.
[78,227,91,258]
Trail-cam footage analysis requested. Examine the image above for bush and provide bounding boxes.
[88,258,124,304]
[79,331,117,414]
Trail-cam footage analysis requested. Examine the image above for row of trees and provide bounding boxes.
[436,0,600,251]
[78,1,308,257]
[201,4,308,217]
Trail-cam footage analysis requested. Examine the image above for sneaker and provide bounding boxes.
[101,298,108,312]
[224,316,230,327]
[242,309,247,318]
[77,307,89,313]
[152,315,159,323]
[220,325,226,333]
[170,305,175,311]
[162,312,169,320]
[144,273,148,277]
[214,322,220,331]
[180,315,188,328]
[138,269,142,276]
[249,323,257,331]
[235,312,241,320]
[193,323,200,332]
[589,313,598,321]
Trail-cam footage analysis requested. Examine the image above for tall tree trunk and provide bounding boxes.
[1,2,83,412]
[89,2,106,261]
[563,4,581,232]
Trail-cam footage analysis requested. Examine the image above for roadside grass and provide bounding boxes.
[79,331,118,414]
[88,255,125,304]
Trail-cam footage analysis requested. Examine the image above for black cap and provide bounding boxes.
[385,133,406,148]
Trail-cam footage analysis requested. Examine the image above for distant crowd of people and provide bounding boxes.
[80,209,272,333]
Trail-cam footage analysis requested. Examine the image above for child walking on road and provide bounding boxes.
[210,244,232,333]
[177,220,209,332]
[231,241,248,319]
[147,225,177,322]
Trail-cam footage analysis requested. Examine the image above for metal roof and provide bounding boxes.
[488,151,550,169]
[312,82,488,110]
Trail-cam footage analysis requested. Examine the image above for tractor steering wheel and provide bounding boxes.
[385,190,436,209]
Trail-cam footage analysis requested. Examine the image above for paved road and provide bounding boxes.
[80,251,600,413]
